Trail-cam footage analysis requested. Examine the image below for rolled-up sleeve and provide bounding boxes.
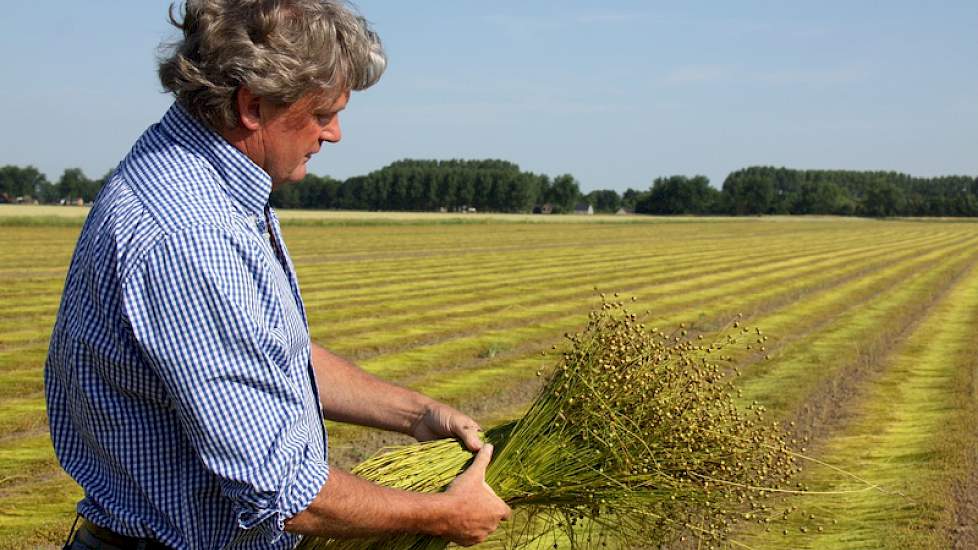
[123,222,327,542]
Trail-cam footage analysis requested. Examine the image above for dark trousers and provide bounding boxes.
[65,518,172,550]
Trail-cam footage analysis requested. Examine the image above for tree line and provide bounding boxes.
[2,162,976,218]
[720,166,978,217]
[269,159,599,213]
[0,165,110,204]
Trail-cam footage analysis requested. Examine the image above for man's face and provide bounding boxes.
[259,90,349,188]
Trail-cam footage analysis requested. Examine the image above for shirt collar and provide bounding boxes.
[160,102,271,218]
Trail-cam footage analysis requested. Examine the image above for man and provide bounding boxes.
[44,1,511,548]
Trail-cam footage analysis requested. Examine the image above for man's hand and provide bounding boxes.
[410,401,483,451]
[285,449,510,543]
[439,444,512,546]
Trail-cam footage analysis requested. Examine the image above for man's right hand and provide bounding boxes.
[285,444,511,544]
[439,444,512,546]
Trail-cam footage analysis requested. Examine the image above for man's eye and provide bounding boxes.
[316,113,334,125]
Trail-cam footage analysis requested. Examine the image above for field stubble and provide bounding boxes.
[0,212,976,549]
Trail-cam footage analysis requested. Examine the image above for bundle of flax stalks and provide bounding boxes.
[300,297,799,549]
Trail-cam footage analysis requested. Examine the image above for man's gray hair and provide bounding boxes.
[158,0,386,130]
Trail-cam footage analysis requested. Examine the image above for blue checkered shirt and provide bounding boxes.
[45,103,329,549]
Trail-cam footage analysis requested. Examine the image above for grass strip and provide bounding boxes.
[738,257,978,548]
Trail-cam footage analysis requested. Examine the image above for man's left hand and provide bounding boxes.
[410,402,483,452]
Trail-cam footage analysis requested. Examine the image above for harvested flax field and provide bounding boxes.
[2,207,977,549]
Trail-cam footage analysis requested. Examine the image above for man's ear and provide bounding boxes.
[236,86,262,131]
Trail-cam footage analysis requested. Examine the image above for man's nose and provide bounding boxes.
[321,116,341,143]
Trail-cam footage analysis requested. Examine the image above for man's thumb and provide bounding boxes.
[467,443,493,478]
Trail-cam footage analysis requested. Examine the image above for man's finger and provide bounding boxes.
[460,427,483,452]
[451,415,482,451]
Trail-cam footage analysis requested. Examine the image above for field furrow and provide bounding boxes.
[401,234,978,406]
[283,222,915,287]
[303,231,951,339]
[291,226,884,294]
[737,253,978,549]
[292,226,916,304]
[347,233,976,383]
[316,230,978,487]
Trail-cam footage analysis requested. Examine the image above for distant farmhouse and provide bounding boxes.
[574,203,594,215]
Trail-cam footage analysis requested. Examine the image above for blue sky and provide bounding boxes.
[2,1,976,192]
